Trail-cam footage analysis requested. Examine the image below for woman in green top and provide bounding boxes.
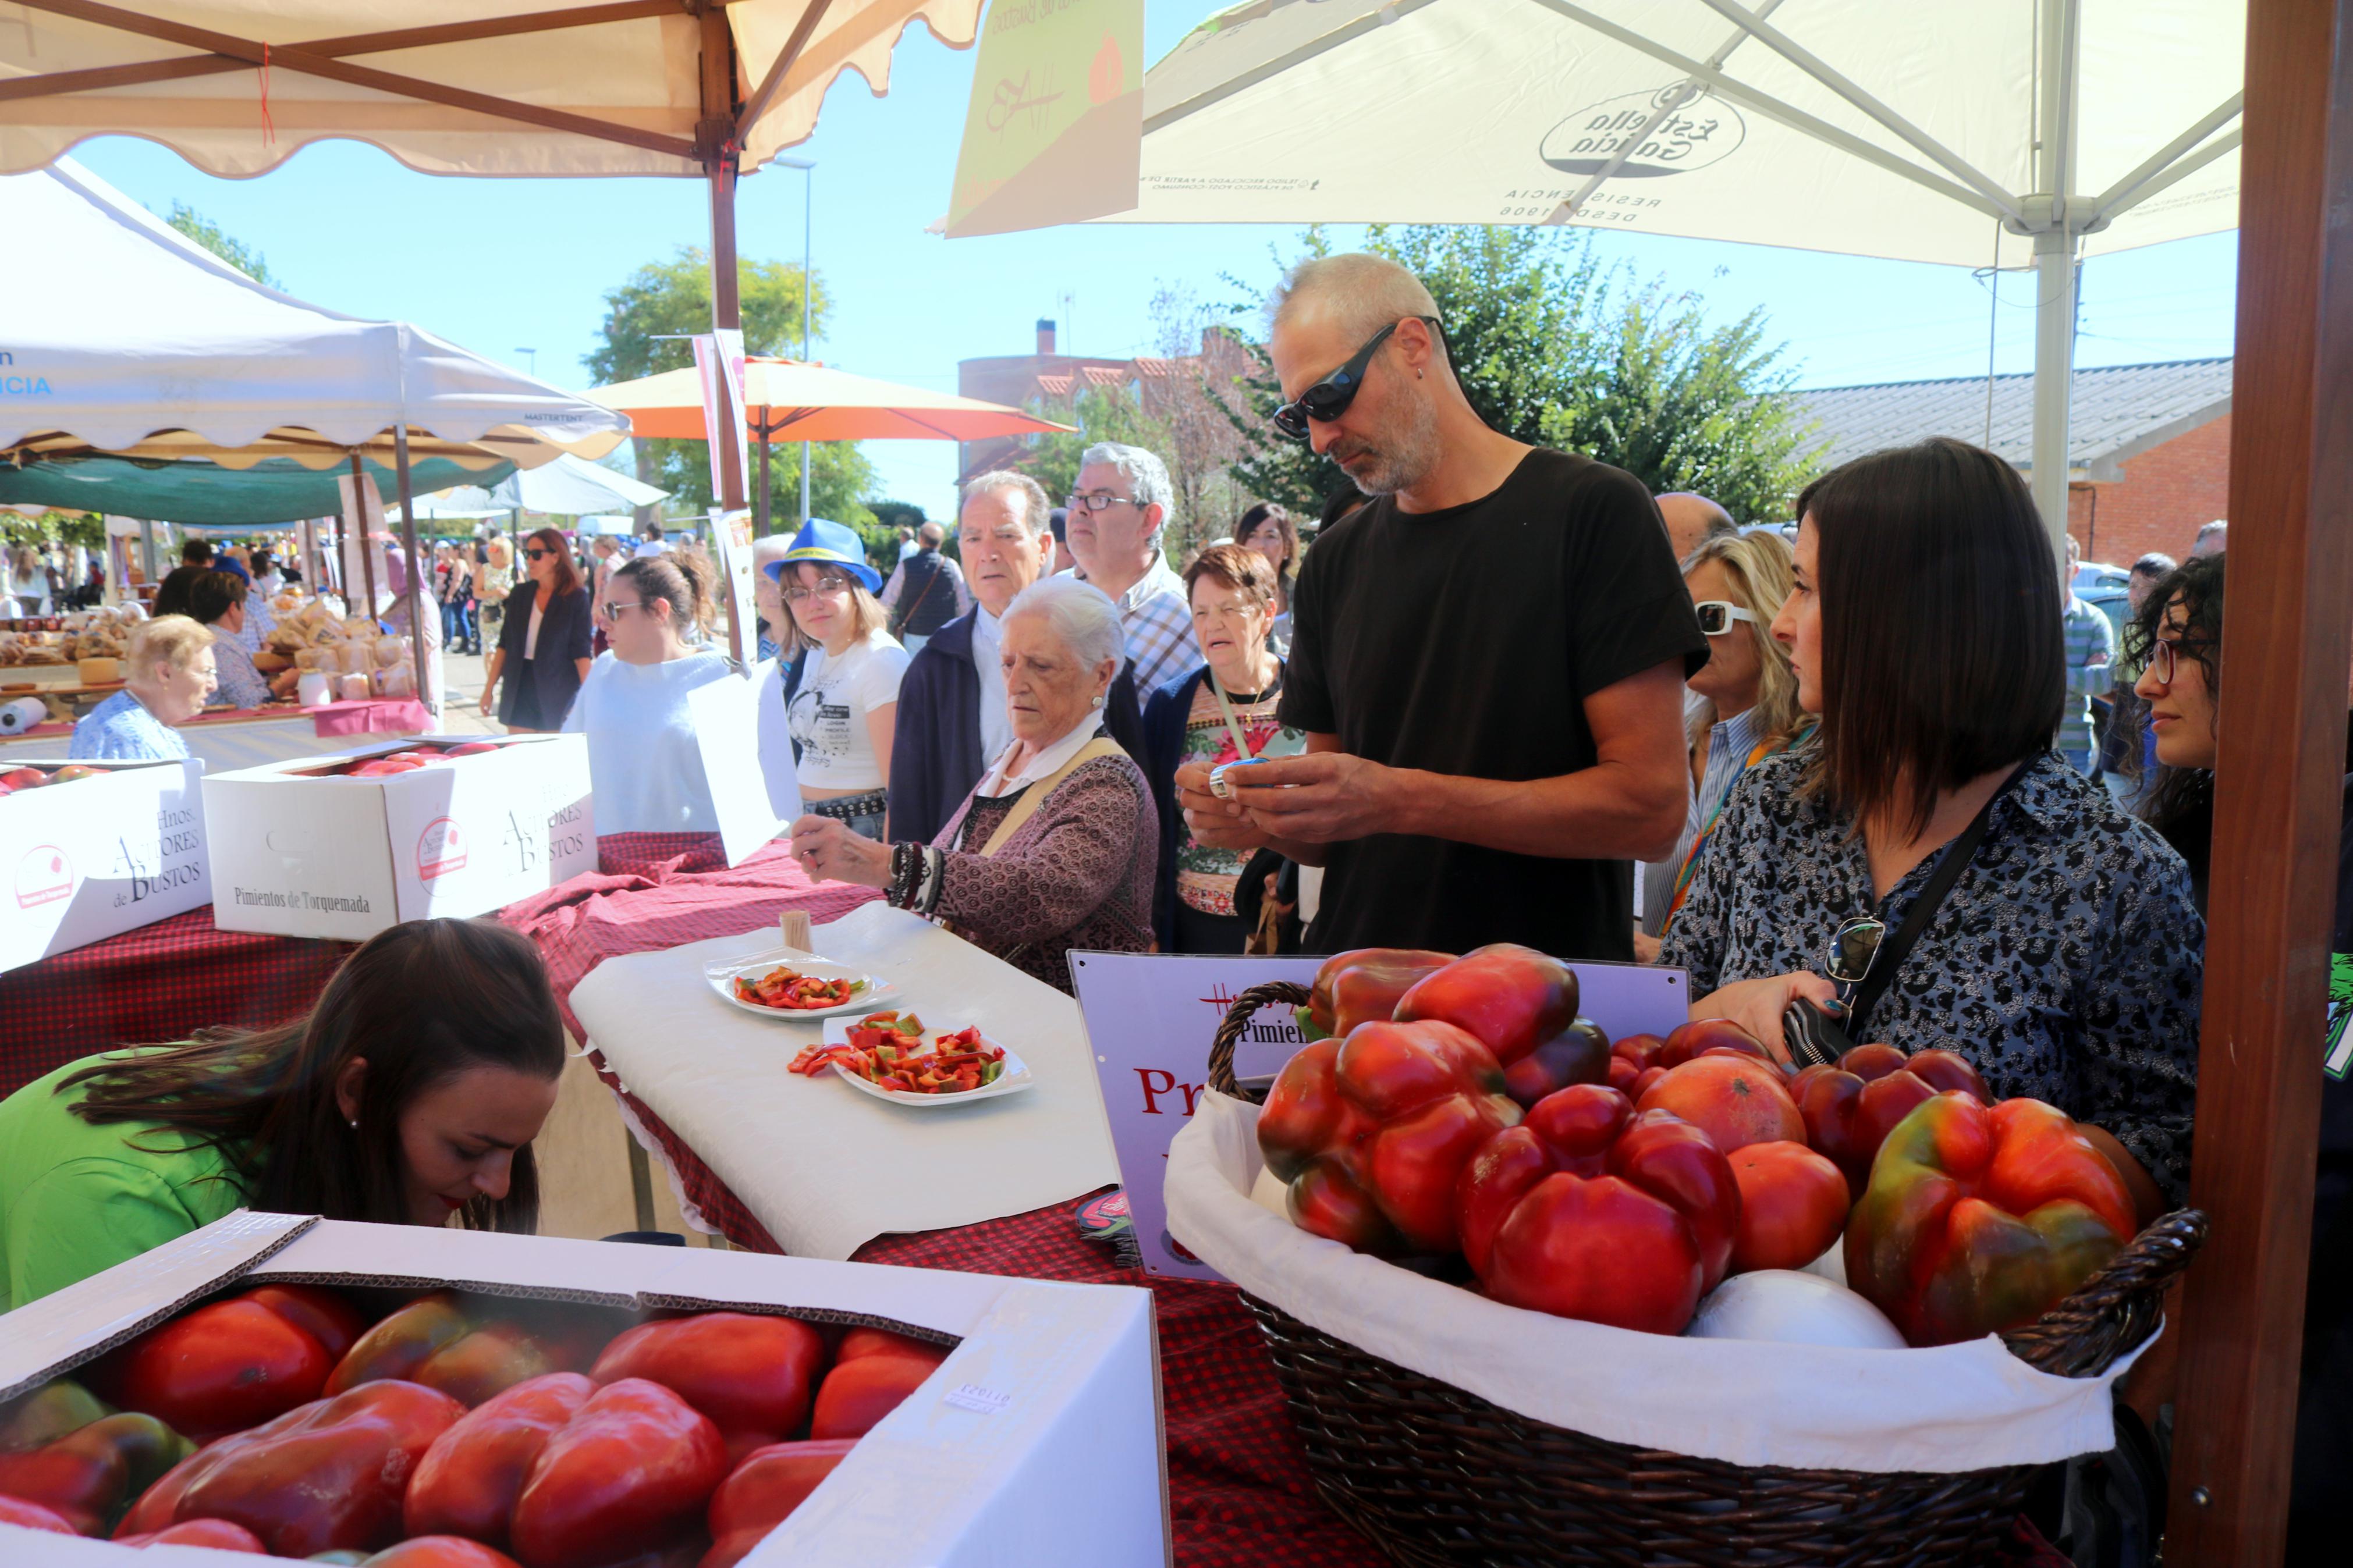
[0,918,566,1309]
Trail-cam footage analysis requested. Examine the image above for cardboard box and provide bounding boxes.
[203,734,596,940]
[0,756,209,976]
[0,1213,1169,1566]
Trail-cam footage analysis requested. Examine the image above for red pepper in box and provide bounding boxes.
[1789,1043,1989,1197]
[699,1438,857,1568]
[113,1379,464,1558]
[0,1406,191,1534]
[363,1539,524,1568]
[1394,943,1579,1066]
[508,1379,729,1568]
[115,1517,268,1552]
[0,1493,75,1535]
[405,1373,594,1548]
[1455,1084,1741,1335]
[327,1293,606,1407]
[1844,1093,2137,1346]
[1298,948,1455,1041]
[590,1313,825,1456]
[1258,1019,1522,1256]
[106,1283,368,1439]
[1606,1018,1773,1099]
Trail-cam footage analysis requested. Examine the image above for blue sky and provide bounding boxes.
[67,5,2237,520]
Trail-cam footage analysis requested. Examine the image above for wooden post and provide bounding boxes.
[392,426,432,713]
[2164,0,2353,1560]
[702,1,749,662]
[348,451,380,618]
[756,410,773,537]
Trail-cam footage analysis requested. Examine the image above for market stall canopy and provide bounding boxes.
[590,358,1077,443]
[0,0,986,180]
[0,451,514,525]
[390,453,671,522]
[0,158,628,465]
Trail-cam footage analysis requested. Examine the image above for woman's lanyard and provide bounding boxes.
[1208,665,1280,762]
[1662,722,1812,931]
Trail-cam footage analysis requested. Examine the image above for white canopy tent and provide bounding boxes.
[1082,0,2244,543]
[0,155,630,698]
[391,453,670,524]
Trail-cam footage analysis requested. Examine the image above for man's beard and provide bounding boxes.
[1335,394,1442,497]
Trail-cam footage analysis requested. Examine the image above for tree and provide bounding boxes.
[1226,226,1821,525]
[166,203,282,289]
[584,248,876,532]
[1144,285,1253,559]
[1013,383,1173,527]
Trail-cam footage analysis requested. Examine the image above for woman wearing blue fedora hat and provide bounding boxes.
[768,518,911,841]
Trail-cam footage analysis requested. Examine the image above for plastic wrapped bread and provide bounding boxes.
[372,635,404,670]
[377,663,416,699]
[336,671,372,702]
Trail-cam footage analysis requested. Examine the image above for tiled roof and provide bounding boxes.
[1793,357,2231,478]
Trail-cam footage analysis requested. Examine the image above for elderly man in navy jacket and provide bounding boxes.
[890,471,1144,844]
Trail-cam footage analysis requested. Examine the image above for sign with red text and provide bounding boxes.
[1070,951,1697,1280]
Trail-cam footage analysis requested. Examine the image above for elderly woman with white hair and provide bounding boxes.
[790,577,1156,992]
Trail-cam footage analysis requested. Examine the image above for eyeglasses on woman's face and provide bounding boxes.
[597,599,658,624]
[524,547,551,561]
[1692,600,1757,637]
[783,573,854,604]
[2145,635,2216,688]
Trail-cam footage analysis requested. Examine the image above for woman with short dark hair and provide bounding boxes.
[1234,502,1299,653]
[0,919,565,1307]
[1660,438,2202,1203]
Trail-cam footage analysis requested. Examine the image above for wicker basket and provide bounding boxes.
[1206,982,2205,1567]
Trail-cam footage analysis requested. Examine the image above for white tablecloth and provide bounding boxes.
[573,902,1122,1260]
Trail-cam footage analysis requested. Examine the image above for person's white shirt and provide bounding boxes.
[969,604,1013,767]
[787,629,911,792]
[976,713,1103,796]
[562,650,735,833]
[633,539,666,559]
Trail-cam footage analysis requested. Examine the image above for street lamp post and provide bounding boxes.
[773,157,815,531]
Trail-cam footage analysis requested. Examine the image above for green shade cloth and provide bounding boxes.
[0,454,519,525]
[0,1050,251,1310]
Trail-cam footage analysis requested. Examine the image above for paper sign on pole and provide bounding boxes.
[945,0,1144,239]
[333,471,388,614]
[691,329,750,508]
[1071,952,1697,1280]
[684,664,794,868]
[707,504,761,664]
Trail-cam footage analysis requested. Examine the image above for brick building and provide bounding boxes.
[1794,357,2231,566]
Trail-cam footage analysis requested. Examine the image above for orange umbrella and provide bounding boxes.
[590,357,1073,532]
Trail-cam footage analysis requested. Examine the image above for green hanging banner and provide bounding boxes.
[945,0,1145,238]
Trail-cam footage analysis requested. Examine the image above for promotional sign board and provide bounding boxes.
[0,756,208,973]
[686,662,802,867]
[693,329,750,507]
[1072,951,1695,1280]
[707,503,760,663]
[946,0,1144,237]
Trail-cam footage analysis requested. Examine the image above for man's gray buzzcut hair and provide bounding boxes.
[1001,574,1126,674]
[961,470,1051,534]
[1270,253,1449,371]
[1079,442,1174,544]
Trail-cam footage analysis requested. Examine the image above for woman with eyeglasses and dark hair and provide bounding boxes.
[2124,553,2225,911]
[770,518,910,842]
[480,525,593,732]
[1659,437,2202,1207]
[560,550,734,839]
[0,919,565,1308]
[1233,502,1300,655]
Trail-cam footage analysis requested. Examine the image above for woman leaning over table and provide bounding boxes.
[481,526,593,733]
[68,615,214,762]
[0,919,563,1309]
[771,517,909,842]
[790,576,1155,994]
[1143,543,1308,954]
[1636,529,1808,959]
[1658,437,2201,1207]
[562,550,734,835]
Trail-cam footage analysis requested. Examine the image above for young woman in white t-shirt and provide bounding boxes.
[777,546,908,843]
[562,551,734,839]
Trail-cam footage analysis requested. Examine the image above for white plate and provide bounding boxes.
[819,1015,1034,1105]
[705,955,895,1021]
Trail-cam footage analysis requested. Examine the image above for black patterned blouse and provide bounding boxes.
[1660,749,2203,1203]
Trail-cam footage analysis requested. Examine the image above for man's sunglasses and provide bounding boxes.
[1694,600,1756,637]
[1272,316,1443,440]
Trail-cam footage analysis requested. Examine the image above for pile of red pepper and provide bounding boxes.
[730,968,856,1012]
[0,1288,956,1566]
[787,1013,1008,1096]
[1258,947,2156,1343]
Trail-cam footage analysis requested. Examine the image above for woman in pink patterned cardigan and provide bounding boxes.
[790,577,1155,993]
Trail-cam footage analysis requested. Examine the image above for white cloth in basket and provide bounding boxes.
[1165,1090,2142,1475]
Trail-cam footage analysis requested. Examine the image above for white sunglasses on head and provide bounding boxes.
[1694,600,1757,635]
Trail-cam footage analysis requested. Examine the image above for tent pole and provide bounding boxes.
[137,518,156,589]
[757,414,773,536]
[393,427,431,713]
[350,453,381,618]
[2028,0,2081,564]
[2164,0,2353,1557]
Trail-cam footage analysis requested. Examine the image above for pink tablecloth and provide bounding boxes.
[1,698,428,747]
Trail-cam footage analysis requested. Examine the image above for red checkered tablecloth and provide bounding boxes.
[0,908,353,1098]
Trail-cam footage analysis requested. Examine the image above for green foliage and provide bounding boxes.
[869,500,927,533]
[166,203,282,289]
[1,511,103,550]
[1012,384,1172,509]
[585,247,872,531]
[1226,226,1821,525]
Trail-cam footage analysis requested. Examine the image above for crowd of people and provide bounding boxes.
[17,251,2346,1553]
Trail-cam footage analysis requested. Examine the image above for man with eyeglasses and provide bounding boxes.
[1177,253,1706,960]
[1062,442,1195,698]
[889,470,1147,844]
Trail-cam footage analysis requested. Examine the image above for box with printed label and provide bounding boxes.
[0,757,210,975]
[0,1214,1168,1566]
[202,735,595,940]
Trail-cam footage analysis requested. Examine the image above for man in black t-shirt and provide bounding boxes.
[1177,254,1706,959]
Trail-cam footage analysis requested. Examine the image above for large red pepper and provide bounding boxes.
[1455,1084,1742,1335]
[1789,1043,1989,1196]
[105,1284,369,1439]
[1298,948,1456,1041]
[1844,1093,2138,1346]
[327,1293,606,1407]
[810,1354,935,1441]
[115,1517,268,1552]
[507,1378,729,1568]
[404,1372,594,1549]
[589,1313,825,1457]
[114,1379,464,1558]
[1258,1018,1522,1256]
[363,1538,526,1567]
[1394,943,1578,1066]
[700,1439,857,1568]
[0,1406,191,1534]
